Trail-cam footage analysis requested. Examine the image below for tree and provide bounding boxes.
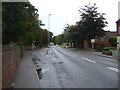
[41,29,48,46]
[41,29,53,46]
[109,36,117,47]
[62,3,108,48]
[21,2,43,46]
[48,31,53,43]
[78,3,108,40]
[52,36,56,45]
[2,2,28,44]
[2,2,44,46]
[34,30,42,47]
[54,34,64,45]
[64,24,79,47]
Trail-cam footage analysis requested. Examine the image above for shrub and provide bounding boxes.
[109,36,117,47]
[102,47,116,51]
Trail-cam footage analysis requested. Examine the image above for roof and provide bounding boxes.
[116,19,120,23]
[105,31,117,37]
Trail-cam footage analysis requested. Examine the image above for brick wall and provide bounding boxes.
[95,37,109,45]
[2,47,22,88]
[84,40,90,49]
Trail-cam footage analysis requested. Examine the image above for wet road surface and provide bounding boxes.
[32,46,119,88]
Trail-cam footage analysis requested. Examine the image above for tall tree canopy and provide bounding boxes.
[53,34,64,45]
[78,3,108,40]
[2,2,43,46]
[64,24,78,43]
[55,3,108,48]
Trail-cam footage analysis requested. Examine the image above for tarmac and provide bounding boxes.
[9,51,40,88]
[8,50,119,88]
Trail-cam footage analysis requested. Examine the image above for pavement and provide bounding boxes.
[62,46,119,60]
[90,51,119,60]
[9,51,40,88]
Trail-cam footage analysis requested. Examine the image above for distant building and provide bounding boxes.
[115,1,120,60]
[83,30,117,50]
[116,19,120,50]
[95,31,117,47]
[105,31,117,37]
[116,19,120,36]
[117,1,120,59]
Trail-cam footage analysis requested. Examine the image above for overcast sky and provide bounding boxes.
[29,0,119,36]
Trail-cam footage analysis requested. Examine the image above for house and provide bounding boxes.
[116,19,120,50]
[96,31,116,44]
[83,30,117,50]
[93,31,116,51]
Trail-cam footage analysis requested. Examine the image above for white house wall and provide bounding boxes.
[117,36,120,50]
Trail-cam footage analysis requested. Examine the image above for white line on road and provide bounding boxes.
[81,57,96,63]
[107,67,120,73]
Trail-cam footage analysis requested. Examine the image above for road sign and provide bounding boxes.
[91,39,95,43]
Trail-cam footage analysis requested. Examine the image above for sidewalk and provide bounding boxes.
[91,51,118,60]
[9,51,40,88]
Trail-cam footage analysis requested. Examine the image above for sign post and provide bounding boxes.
[91,39,95,50]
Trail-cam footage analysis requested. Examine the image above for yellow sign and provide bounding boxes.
[91,39,95,43]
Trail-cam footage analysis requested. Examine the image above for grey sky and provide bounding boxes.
[29,0,119,36]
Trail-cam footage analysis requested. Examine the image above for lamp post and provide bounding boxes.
[48,14,51,31]
[48,14,51,46]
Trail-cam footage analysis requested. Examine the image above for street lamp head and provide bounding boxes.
[49,14,51,16]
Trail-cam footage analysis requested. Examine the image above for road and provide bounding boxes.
[32,46,119,88]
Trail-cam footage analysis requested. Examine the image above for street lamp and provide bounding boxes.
[48,14,51,31]
[48,14,51,46]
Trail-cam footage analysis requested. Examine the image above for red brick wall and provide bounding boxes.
[95,38,109,45]
[2,47,21,88]
[84,40,90,49]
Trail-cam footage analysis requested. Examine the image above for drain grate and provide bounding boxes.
[36,67,42,79]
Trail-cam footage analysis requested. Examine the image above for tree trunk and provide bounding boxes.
[70,42,72,47]
[73,42,76,48]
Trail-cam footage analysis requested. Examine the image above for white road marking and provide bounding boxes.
[81,57,96,63]
[107,67,119,73]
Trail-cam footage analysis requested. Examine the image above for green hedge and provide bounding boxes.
[102,47,116,51]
